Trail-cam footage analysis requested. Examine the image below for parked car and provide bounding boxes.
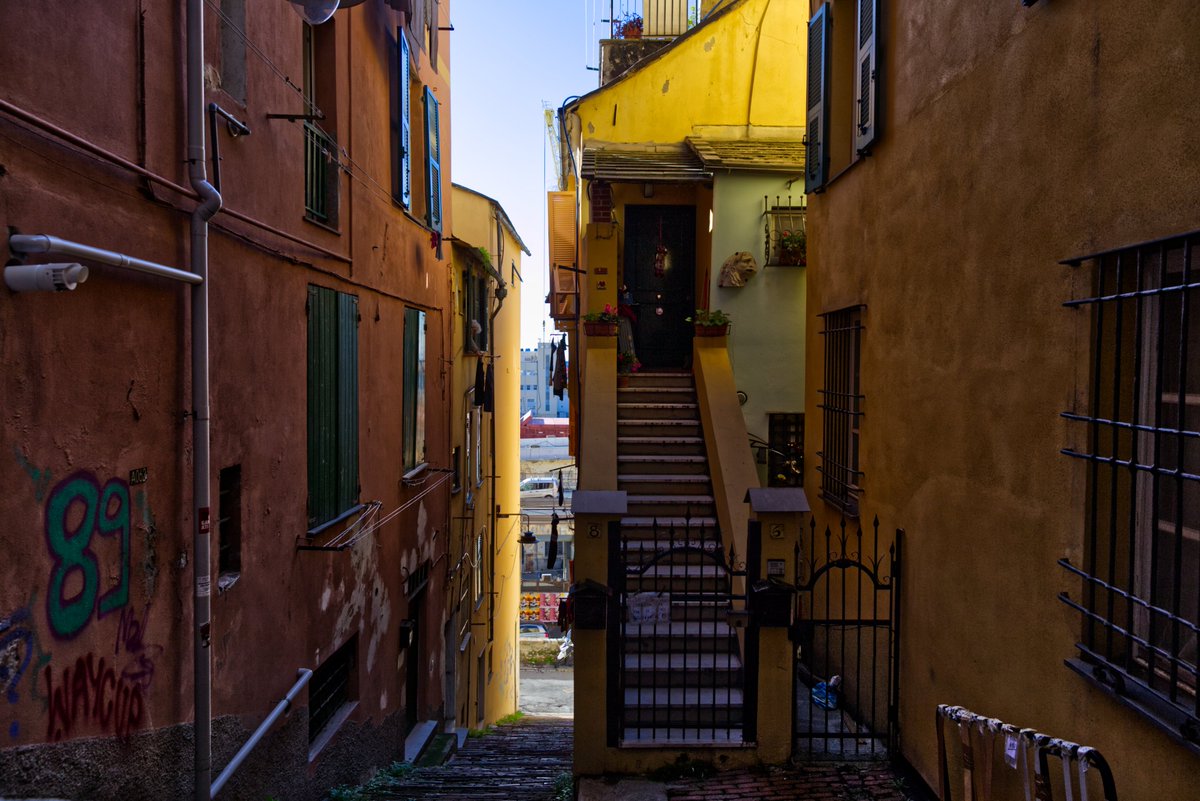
[519,476,559,500]
[520,622,550,639]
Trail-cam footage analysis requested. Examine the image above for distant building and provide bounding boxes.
[520,342,569,417]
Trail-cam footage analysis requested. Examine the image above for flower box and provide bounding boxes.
[584,321,618,337]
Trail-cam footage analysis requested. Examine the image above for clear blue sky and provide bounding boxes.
[450,0,600,348]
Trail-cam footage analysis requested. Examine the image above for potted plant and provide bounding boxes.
[617,351,641,386]
[582,304,619,336]
[687,308,732,337]
[616,12,643,39]
[778,228,807,266]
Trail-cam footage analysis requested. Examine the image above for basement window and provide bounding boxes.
[308,635,359,758]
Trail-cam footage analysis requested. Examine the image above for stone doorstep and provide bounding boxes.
[578,778,669,801]
[403,718,439,763]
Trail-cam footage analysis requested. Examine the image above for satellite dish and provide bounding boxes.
[289,0,340,25]
[339,0,369,6]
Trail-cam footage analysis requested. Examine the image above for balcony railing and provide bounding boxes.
[606,0,701,39]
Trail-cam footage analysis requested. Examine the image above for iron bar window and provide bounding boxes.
[308,635,357,743]
[818,306,864,516]
[1060,229,1200,747]
[763,199,807,267]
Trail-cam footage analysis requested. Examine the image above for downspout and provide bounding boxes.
[187,1,224,799]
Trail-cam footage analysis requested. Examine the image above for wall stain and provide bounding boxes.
[13,448,52,502]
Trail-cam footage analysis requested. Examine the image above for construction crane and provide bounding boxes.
[543,102,563,191]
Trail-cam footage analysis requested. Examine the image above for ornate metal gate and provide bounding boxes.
[606,518,755,745]
[793,516,902,759]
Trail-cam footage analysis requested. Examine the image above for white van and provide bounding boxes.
[519,476,559,500]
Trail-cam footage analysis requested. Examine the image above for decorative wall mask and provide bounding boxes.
[718,251,759,287]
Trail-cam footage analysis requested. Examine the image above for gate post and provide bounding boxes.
[746,488,809,763]
[569,491,627,775]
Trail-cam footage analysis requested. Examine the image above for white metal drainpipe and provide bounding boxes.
[186,0,223,799]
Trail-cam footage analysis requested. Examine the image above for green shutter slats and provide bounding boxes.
[398,29,412,207]
[424,86,442,231]
[337,293,360,511]
[854,0,880,155]
[308,285,359,529]
[806,4,831,193]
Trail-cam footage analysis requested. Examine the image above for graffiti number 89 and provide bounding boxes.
[45,473,131,639]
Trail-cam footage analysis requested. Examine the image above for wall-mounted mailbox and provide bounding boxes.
[570,579,611,630]
[750,579,794,627]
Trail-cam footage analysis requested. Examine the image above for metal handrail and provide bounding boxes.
[210,669,313,797]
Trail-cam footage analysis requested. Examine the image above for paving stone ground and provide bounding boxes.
[662,762,923,801]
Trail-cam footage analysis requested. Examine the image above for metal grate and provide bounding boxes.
[817,307,865,516]
[309,636,357,743]
[1060,228,1200,746]
[304,122,338,223]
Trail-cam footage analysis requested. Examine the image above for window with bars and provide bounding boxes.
[308,635,357,744]
[302,22,339,226]
[818,306,863,516]
[217,465,242,578]
[767,413,804,488]
[764,204,807,266]
[1060,229,1199,745]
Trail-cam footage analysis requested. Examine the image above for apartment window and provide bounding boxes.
[302,21,339,225]
[403,308,427,472]
[474,532,484,607]
[392,28,412,207]
[423,86,442,231]
[472,407,483,487]
[464,268,489,353]
[766,204,808,266]
[217,465,242,579]
[767,413,805,488]
[308,635,357,744]
[817,306,863,515]
[806,0,881,193]
[1061,230,1199,743]
[307,285,359,529]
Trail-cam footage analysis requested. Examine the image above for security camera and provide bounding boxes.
[4,262,89,292]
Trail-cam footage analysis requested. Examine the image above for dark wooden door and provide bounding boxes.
[624,205,696,369]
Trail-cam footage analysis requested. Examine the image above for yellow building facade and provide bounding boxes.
[446,184,528,736]
[803,1,1200,800]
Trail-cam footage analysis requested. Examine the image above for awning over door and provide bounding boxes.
[581,147,712,183]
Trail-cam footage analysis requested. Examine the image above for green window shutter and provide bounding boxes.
[307,285,337,527]
[805,4,831,194]
[337,292,359,513]
[424,86,442,231]
[854,0,880,155]
[398,29,412,207]
[403,307,419,470]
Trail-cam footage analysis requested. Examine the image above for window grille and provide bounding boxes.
[818,306,864,516]
[763,199,807,267]
[217,465,242,576]
[1060,229,1199,745]
[302,23,339,225]
[309,635,357,743]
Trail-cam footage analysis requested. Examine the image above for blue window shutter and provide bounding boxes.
[398,29,412,207]
[336,292,359,513]
[854,0,880,155]
[424,86,442,231]
[805,4,831,194]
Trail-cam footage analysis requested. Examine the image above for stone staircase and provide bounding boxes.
[615,370,744,745]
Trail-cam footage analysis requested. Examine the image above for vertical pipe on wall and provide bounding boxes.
[187,0,224,798]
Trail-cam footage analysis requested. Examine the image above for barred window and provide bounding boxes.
[818,306,864,516]
[1061,229,1199,745]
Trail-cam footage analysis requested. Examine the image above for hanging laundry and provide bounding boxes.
[483,361,495,413]
[473,358,485,405]
[552,335,567,399]
[547,512,560,570]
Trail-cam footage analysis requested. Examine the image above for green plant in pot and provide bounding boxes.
[779,228,806,265]
[582,304,619,335]
[687,308,731,336]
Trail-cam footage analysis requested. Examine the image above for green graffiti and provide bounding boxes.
[12,448,52,502]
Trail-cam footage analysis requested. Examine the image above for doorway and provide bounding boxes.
[623,204,696,369]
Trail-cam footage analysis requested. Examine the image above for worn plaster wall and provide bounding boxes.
[804,2,1200,799]
[0,1,453,798]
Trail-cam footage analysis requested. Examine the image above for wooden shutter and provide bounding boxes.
[547,190,577,320]
[805,4,831,193]
[336,292,360,513]
[307,285,336,527]
[424,87,442,231]
[854,0,880,155]
[397,29,412,207]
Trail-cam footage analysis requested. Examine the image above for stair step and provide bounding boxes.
[624,653,742,671]
[618,455,709,475]
[624,372,696,388]
[627,494,714,505]
[618,436,706,455]
[620,539,722,553]
[620,516,718,529]
[625,621,734,638]
[620,727,745,747]
[625,688,743,706]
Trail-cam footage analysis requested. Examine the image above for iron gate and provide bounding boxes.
[606,518,755,745]
[793,516,902,759]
